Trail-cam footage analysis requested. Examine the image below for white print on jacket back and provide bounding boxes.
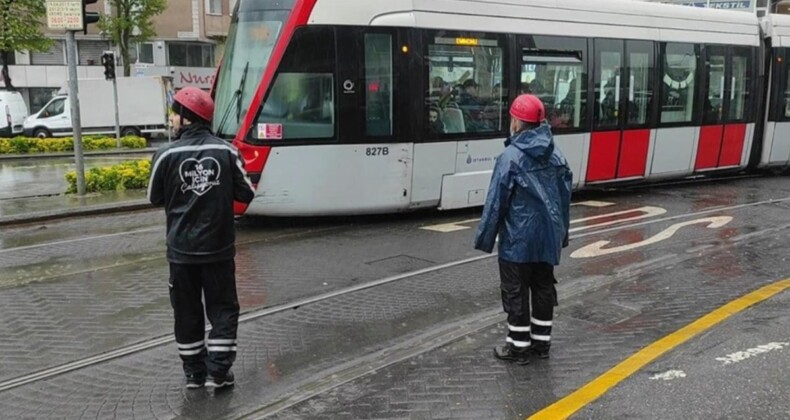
[179,157,221,195]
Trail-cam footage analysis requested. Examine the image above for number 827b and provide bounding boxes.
[366,147,389,156]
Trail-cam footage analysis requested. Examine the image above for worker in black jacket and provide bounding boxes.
[148,87,255,390]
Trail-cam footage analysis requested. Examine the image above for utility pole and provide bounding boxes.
[45,0,102,196]
[65,32,86,196]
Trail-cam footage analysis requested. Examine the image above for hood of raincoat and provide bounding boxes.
[508,123,554,162]
[475,123,573,265]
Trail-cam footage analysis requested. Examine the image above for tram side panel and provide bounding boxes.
[248,144,414,216]
[554,133,588,188]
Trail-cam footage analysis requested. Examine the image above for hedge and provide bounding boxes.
[65,159,151,194]
[0,136,147,154]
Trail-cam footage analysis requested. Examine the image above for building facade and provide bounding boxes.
[0,0,235,113]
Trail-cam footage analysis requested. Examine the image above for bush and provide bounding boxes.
[65,159,151,193]
[120,136,147,149]
[0,135,147,154]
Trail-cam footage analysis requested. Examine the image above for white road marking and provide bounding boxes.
[569,206,667,233]
[649,370,687,381]
[571,201,615,208]
[420,203,660,233]
[715,342,790,365]
[570,216,733,259]
[419,219,481,233]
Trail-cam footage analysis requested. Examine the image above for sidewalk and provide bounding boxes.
[0,147,158,225]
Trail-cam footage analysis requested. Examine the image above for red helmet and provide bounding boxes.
[173,87,215,122]
[510,94,545,124]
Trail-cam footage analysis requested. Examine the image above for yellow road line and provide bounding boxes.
[528,278,790,420]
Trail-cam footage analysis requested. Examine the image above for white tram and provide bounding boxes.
[210,0,787,217]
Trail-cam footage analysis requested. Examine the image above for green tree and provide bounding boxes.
[0,0,53,90]
[99,0,166,77]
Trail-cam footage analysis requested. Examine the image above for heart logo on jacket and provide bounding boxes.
[179,157,221,196]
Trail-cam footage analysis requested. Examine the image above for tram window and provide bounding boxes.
[626,41,653,126]
[255,27,336,140]
[364,34,393,137]
[729,53,751,121]
[425,35,504,135]
[660,43,697,124]
[522,51,587,129]
[704,51,726,124]
[594,39,623,130]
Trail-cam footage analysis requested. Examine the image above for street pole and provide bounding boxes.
[66,30,86,196]
[113,75,120,147]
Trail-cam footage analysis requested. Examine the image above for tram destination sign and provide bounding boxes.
[45,0,83,30]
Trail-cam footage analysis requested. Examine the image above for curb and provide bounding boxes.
[0,200,153,227]
[0,148,158,161]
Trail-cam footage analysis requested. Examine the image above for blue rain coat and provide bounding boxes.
[474,123,573,265]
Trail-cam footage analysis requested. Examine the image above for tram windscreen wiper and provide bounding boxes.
[215,61,249,137]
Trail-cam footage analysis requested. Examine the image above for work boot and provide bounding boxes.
[185,373,206,389]
[493,345,530,365]
[528,345,550,359]
[206,370,235,389]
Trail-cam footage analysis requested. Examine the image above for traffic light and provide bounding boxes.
[101,52,116,81]
[82,0,101,34]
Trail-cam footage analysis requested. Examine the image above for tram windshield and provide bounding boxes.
[213,2,289,137]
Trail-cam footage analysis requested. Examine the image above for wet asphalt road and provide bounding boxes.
[0,175,788,419]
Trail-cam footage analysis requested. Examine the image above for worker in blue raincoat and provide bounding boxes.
[474,94,573,365]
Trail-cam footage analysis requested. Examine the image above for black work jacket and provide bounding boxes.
[148,124,255,263]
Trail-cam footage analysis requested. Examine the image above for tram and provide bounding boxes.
[210,0,790,217]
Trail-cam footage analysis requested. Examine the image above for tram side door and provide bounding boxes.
[696,45,753,171]
[335,27,412,211]
[587,40,655,182]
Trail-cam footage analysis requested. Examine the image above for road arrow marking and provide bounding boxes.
[570,216,733,259]
[420,202,652,233]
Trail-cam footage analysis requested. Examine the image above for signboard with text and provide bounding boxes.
[45,0,83,30]
[676,1,751,9]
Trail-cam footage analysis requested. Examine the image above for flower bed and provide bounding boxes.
[65,159,151,193]
[0,136,147,154]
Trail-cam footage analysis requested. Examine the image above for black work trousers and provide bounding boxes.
[498,259,557,351]
[169,260,239,377]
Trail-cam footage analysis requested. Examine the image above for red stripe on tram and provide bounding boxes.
[232,0,319,215]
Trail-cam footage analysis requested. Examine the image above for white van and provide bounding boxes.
[0,90,29,137]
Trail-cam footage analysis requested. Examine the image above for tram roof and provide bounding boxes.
[309,0,760,46]
[765,13,790,47]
